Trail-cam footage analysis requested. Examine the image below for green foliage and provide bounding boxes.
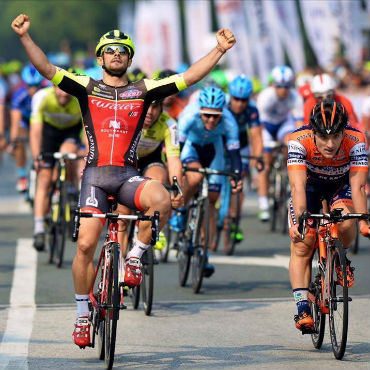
[0,0,120,62]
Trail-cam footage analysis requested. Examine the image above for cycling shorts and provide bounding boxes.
[137,144,165,174]
[79,165,151,217]
[288,181,353,235]
[262,116,296,152]
[181,141,223,192]
[40,124,81,168]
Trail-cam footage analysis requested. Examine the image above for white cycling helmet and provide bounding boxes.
[271,65,294,87]
[310,73,336,95]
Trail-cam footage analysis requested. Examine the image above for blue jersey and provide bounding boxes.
[228,103,260,148]
[178,103,240,151]
[11,86,33,126]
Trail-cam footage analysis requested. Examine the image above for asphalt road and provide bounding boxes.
[0,152,369,369]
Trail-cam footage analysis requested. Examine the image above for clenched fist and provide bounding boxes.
[216,28,236,53]
[11,14,31,37]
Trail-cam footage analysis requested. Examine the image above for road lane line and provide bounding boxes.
[166,250,289,269]
[0,238,37,370]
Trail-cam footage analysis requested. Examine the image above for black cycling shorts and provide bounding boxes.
[79,165,151,216]
[137,145,165,174]
[40,123,81,168]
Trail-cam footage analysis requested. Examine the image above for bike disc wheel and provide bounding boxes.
[142,247,154,316]
[192,198,209,294]
[104,243,120,370]
[329,240,348,360]
[309,248,326,349]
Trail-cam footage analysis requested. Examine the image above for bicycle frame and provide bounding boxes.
[314,221,340,315]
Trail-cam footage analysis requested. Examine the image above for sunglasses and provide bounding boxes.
[314,93,334,100]
[103,45,127,55]
[200,111,223,119]
[275,84,291,89]
[232,97,249,102]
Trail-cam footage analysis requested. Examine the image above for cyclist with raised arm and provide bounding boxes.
[256,65,303,222]
[287,99,370,333]
[8,64,45,192]
[12,13,235,348]
[30,79,83,251]
[227,74,263,241]
[303,73,360,130]
[170,86,243,276]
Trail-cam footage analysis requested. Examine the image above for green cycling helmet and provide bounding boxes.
[95,30,135,59]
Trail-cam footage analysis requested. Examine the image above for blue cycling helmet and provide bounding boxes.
[21,64,44,86]
[198,86,225,109]
[228,74,253,99]
[271,65,294,86]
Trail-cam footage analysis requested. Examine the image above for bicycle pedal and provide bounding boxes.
[348,297,352,302]
[120,304,127,310]
[300,327,317,335]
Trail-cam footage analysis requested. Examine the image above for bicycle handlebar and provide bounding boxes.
[72,210,160,242]
[37,152,84,161]
[183,165,240,180]
[164,176,183,197]
[297,209,370,240]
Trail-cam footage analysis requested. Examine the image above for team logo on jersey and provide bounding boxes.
[119,89,142,99]
[128,176,144,183]
[98,84,107,89]
[128,111,139,117]
[93,86,101,93]
[109,120,120,129]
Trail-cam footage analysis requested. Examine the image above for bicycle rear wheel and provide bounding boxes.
[55,187,67,268]
[141,247,154,315]
[104,242,120,370]
[309,247,326,349]
[192,198,209,294]
[329,239,348,360]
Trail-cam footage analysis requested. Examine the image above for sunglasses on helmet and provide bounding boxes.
[103,45,127,55]
[314,93,334,100]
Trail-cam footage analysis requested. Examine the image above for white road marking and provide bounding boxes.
[166,250,289,269]
[0,239,37,370]
[0,197,31,215]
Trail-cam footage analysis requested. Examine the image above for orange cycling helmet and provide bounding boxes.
[95,30,135,59]
[310,99,348,135]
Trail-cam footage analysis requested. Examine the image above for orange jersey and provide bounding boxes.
[303,93,359,129]
[287,125,368,184]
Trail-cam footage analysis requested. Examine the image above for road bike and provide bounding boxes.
[40,152,81,268]
[268,143,289,234]
[177,166,239,293]
[298,207,369,360]
[157,176,183,263]
[72,199,159,369]
[214,155,264,255]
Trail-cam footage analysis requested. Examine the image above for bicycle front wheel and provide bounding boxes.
[309,247,326,349]
[104,242,120,370]
[224,193,241,256]
[329,239,348,360]
[141,247,154,316]
[192,198,209,294]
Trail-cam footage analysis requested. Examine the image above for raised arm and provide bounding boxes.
[11,14,56,80]
[183,28,236,87]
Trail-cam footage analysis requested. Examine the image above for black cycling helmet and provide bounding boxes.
[127,67,147,82]
[310,99,348,135]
